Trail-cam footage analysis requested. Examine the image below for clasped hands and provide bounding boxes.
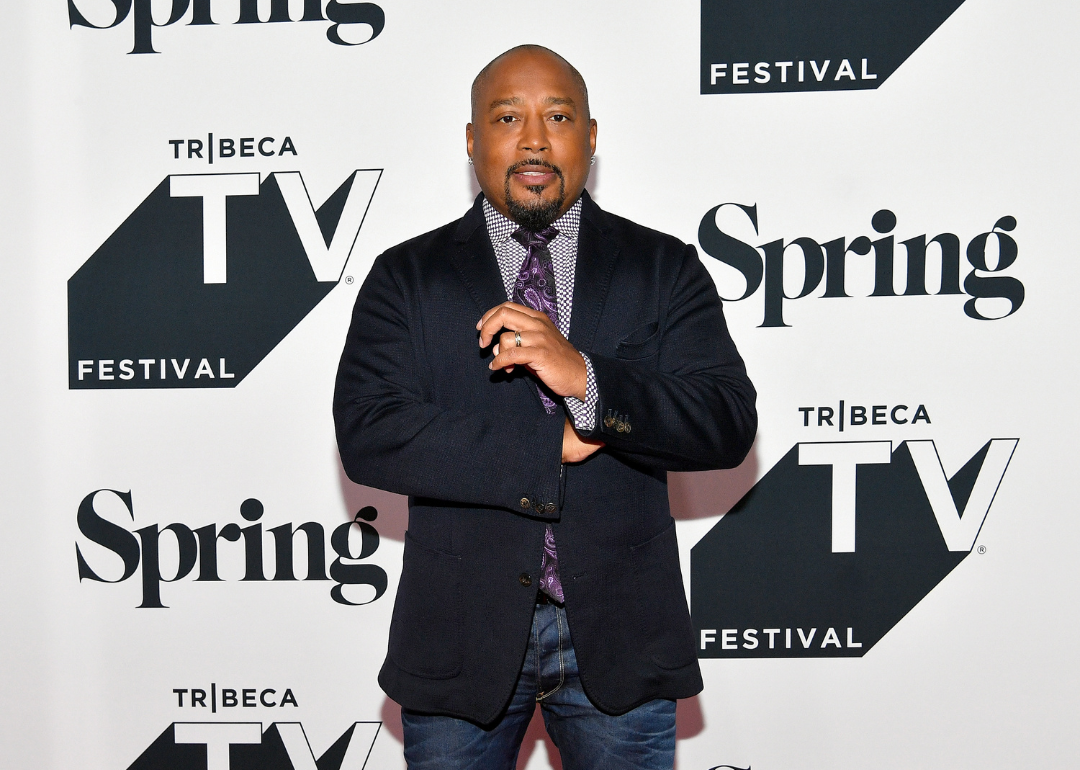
[477,302,605,463]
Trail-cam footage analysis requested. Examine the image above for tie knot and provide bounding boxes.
[512,226,558,249]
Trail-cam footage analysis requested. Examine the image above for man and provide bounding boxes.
[334,45,756,769]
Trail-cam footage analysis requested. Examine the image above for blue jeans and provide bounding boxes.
[401,601,676,770]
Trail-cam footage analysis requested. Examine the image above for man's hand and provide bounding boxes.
[562,417,605,463]
[477,302,588,401]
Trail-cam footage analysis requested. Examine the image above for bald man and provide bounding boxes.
[334,45,756,770]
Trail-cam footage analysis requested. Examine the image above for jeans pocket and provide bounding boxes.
[387,532,464,679]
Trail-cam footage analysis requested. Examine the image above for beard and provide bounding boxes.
[503,159,566,232]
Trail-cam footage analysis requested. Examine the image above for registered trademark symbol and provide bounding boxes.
[977,545,986,554]
[345,275,354,285]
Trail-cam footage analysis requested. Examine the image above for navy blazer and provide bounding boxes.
[334,192,756,724]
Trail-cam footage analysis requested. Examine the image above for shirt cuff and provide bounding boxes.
[565,353,599,433]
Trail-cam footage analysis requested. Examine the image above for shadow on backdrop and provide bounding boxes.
[336,454,409,539]
[336,435,759,542]
[668,439,760,520]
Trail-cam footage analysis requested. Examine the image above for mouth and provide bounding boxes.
[506,159,563,190]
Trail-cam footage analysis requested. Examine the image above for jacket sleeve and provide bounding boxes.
[333,251,564,517]
[582,243,757,472]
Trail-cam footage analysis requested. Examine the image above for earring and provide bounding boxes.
[468,157,474,165]
[589,156,596,165]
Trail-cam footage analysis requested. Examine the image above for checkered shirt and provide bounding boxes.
[482,197,599,432]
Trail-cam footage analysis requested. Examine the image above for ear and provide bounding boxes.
[588,119,597,155]
[466,123,474,160]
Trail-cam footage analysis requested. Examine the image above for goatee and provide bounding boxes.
[503,159,566,232]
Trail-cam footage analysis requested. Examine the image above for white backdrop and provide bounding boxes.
[2,1,1079,768]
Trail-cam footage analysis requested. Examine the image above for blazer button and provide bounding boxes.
[520,497,531,509]
[519,573,532,587]
[545,503,556,513]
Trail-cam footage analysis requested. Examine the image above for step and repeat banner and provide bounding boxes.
[3,1,1078,768]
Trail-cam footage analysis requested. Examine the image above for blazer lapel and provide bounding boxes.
[569,191,620,351]
[449,194,509,314]
[449,195,549,410]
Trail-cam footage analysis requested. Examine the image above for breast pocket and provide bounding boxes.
[614,321,660,360]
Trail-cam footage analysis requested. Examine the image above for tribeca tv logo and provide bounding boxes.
[701,0,966,94]
[68,0,385,54]
[68,166,380,389]
[692,436,1017,657]
[127,721,380,770]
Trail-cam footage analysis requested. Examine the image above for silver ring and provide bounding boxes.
[515,331,522,347]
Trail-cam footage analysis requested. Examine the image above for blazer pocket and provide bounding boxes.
[629,518,699,670]
[614,321,661,360]
[387,532,463,679]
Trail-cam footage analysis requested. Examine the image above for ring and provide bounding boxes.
[515,331,522,347]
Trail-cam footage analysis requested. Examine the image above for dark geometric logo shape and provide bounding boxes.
[701,0,967,94]
[68,170,380,389]
[127,721,380,770]
[692,439,1016,657]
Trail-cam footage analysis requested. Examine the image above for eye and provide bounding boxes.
[497,115,516,124]
[550,114,569,122]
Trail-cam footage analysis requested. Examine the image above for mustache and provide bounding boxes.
[505,158,564,181]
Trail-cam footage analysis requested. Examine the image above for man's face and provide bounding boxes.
[467,50,597,231]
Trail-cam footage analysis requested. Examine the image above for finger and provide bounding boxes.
[494,331,540,373]
[476,302,515,331]
[478,306,542,347]
[478,307,515,347]
[489,344,541,371]
[478,302,547,332]
[496,329,555,360]
[492,346,516,372]
[476,303,504,333]
[489,345,518,370]
[482,306,538,337]
[476,302,543,332]
[498,330,521,353]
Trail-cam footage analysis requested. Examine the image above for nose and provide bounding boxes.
[519,114,550,154]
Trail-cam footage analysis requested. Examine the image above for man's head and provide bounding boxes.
[467,45,597,231]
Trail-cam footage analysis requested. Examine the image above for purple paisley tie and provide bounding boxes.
[511,227,560,415]
[511,226,564,603]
